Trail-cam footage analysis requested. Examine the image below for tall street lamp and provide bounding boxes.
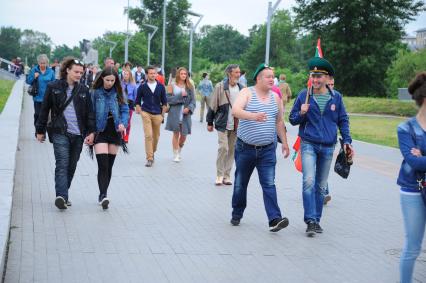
[187,10,203,74]
[265,0,281,65]
[105,40,117,58]
[161,0,167,72]
[142,24,158,66]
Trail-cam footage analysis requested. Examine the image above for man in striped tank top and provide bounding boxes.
[289,57,354,237]
[230,63,290,232]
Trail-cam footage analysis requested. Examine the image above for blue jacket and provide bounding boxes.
[26,65,56,102]
[92,87,129,132]
[135,81,167,115]
[397,117,426,192]
[289,87,352,145]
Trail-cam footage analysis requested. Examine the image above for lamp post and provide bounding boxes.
[161,0,167,72]
[105,40,117,58]
[142,24,158,66]
[187,10,203,74]
[265,0,281,65]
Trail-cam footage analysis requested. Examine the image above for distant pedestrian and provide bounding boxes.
[198,72,213,123]
[230,63,290,232]
[397,72,426,283]
[121,69,137,143]
[35,57,95,210]
[156,68,165,85]
[165,67,196,162]
[207,65,243,186]
[239,70,247,87]
[26,54,56,136]
[278,73,292,106]
[134,65,146,88]
[91,67,129,209]
[135,66,168,167]
[289,57,354,237]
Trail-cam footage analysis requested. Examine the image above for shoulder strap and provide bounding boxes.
[58,83,81,114]
[224,89,232,109]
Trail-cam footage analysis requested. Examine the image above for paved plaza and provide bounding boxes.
[2,81,426,282]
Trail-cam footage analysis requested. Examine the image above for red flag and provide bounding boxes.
[292,38,323,172]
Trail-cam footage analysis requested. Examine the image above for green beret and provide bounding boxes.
[252,63,272,81]
[308,57,335,76]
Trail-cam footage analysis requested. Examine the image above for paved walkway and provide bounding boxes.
[3,90,426,283]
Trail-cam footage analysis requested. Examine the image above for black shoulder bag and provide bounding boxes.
[334,138,352,179]
[407,119,426,206]
[46,84,81,143]
[27,77,38,96]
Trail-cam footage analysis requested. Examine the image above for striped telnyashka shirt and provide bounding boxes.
[237,87,277,146]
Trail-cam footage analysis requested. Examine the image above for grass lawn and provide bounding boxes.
[0,79,15,114]
[285,96,417,117]
[349,115,407,148]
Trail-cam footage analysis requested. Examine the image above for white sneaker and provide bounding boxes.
[173,150,180,162]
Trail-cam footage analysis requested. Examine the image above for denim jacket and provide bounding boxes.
[92,87,129,132]
[289,87,352,145]
[397,117,426,192]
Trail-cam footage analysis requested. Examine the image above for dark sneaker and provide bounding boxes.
[306,222,316,237]
[269,217,289,232]
[230,218,240,226]
[66,200,72,207]
[323,195,331,205]
[100,197,109,210]
[55,196,67,210]
[314,223,323,233]
[145,160,153,167]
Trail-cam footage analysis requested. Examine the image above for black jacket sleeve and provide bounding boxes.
[35,84,53,134]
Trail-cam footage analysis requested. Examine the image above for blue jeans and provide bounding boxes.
[52,133,84,201]
[301,141,334,223]
[231,139,282,222]
[400,192,426,283]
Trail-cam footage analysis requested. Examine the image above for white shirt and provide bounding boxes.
[226,84,240,130]
[147,81,157,93]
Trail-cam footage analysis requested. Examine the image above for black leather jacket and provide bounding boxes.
[36,79,95,136]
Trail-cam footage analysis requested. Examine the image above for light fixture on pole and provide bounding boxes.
[265,0,281,65]
[161,0,167,72]
[124,33,135,63]
[142,24,158,66]
[105,40,117,58]
[187,10,203,74]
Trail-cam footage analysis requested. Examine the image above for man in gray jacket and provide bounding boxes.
[206,64,243,186]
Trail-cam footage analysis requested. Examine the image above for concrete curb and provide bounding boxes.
[0,79,24,276]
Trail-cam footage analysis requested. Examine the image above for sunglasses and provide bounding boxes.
[73,59,84,66]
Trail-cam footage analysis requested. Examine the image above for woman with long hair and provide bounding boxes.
[91,67,129,209]
[165,67,196,162]
[397,72,426,283]
[121,69,137,143]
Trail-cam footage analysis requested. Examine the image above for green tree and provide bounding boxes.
[0,26,21,61]
[294,0,425,97]
[386,48,426,97]
[20,29,53,65]
[197,25,249,63]
[52,44,81,61]
[128,0,191,73]
[92,31,148,67]
[242,10,302,78]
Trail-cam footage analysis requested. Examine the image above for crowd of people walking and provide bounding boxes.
[24,50,426,282]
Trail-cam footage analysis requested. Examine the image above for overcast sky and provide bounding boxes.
[0,0,425,47]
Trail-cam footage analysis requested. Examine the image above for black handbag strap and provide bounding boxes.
[57,83,81,114]
[407,119,425,189]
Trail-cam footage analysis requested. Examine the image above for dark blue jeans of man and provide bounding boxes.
[52,133,84,201]
[301,141,335,224]
[231,139,282,222]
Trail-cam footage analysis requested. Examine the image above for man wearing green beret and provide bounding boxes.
[289,57,354,237]
[230,63,290,232]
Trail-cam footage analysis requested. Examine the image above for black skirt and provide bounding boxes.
[94,116,121,145]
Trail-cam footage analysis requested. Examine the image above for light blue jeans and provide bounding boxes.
[400,191,426,283]
[301,141,334,223]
